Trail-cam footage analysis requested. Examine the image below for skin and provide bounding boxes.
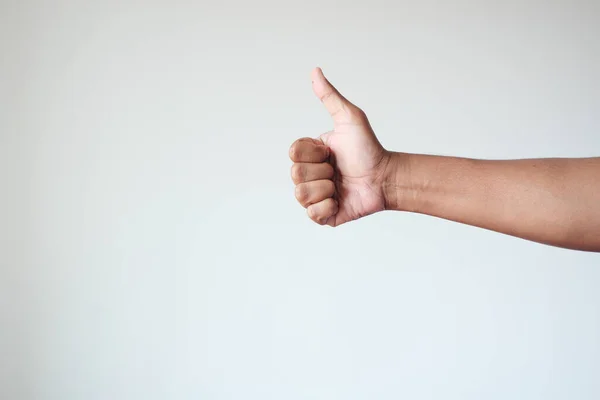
[289,67,600,252]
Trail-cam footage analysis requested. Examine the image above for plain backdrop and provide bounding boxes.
[1,0,600,399]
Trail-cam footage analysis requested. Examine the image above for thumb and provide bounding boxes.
[311,67,361,124]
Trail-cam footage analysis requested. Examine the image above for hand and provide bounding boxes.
[289,68,392,226]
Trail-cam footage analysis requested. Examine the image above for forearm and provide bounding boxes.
[383,152,600,252]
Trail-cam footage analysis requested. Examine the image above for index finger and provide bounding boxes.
[289,138,330,163]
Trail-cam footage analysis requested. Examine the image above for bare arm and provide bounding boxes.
[383,153,600,252]
[290,68,600,252]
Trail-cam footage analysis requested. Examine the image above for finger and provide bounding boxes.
[311,67,362,124]
[295,179,336,208]
[307,198,338,225]
[289,138,329,163]
[291,162,334,184]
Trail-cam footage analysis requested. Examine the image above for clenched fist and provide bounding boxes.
[289,68,394,226]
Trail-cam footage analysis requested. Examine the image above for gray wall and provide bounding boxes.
[1,0,599,399]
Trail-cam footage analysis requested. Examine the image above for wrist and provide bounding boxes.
[380,151,421,212]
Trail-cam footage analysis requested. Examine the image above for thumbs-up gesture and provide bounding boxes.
[290,68,394,226]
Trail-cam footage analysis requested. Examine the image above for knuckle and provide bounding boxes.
[289,143,299,160]
[291,164,303,183]
[319,90,335,103]
[308,207,324,225]
[295,184,309,205]
[348,106,367,123]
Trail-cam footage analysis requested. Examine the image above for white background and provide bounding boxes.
[1,1,600,399]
